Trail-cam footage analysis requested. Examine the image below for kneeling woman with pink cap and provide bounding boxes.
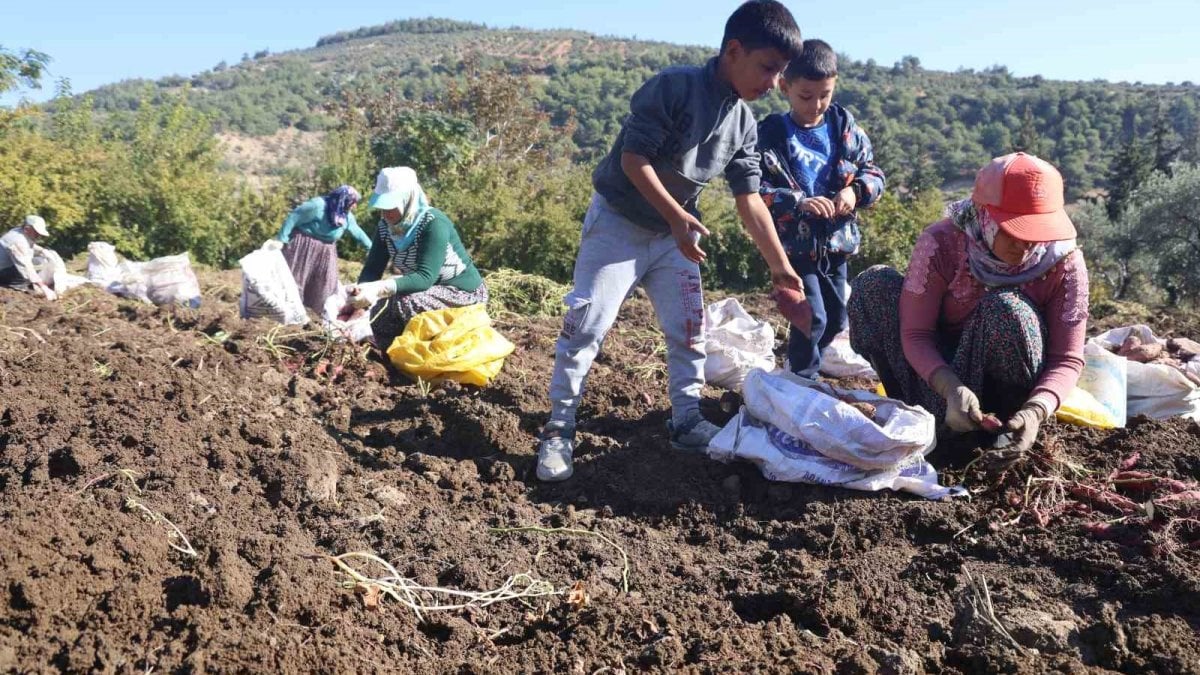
[346,167,487,349]
[848,153,1088,463]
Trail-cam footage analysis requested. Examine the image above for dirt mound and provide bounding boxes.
[0,277,1197,673]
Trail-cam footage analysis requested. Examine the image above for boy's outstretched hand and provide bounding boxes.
[770,267,803,292]
[669,213,710,264]
[772,286,812,338]
[833,185,858,217]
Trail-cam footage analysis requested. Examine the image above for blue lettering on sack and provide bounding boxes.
[765,424,861,474]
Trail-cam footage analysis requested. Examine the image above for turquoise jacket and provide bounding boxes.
[276,197,373,249]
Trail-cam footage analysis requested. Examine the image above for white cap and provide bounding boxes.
[24,215,48,237]
[368,166,419,211]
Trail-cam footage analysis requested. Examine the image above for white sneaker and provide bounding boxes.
[536,422,575,482]
[668,410,721,452]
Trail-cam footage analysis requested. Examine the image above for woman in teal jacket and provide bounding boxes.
[268,185,372,312]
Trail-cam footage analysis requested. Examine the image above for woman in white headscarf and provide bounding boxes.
[348,167,487,348]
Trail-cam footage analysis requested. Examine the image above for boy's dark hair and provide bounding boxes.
[785,39,838,80]
[721,0,803,58]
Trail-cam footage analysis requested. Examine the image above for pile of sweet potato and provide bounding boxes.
[1108,334,1200,385]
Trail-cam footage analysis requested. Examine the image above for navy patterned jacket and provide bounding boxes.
[757,103,886,259]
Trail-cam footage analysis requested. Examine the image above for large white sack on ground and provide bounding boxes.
[84,242,200,307]
[708,368,964,500]
[1075,342,1129,427]
[33,248,88,294]
[141,253,201,308]
[238,246,308,325]
[703,297,775,390]
[322,284,375,343]
[86,242,121,287]
[1089,325,1200,421]
[820,329,877,379]
[818,280,877,379]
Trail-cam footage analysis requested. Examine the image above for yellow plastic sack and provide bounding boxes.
[1055,386,1119,429]
[386,304,515,386]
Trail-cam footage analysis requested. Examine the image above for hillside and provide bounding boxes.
[79,18,1200,196]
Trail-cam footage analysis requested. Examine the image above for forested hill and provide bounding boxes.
[81,17,1199,196]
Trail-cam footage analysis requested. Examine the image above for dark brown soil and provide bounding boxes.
[0,276,1197,674]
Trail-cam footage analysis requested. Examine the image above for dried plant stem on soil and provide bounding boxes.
[963,567,1021,650]
[2,325,45,344]
[489,525,631,593]
[124,498,198,558]
[326,551,559,622]
[73,468,144,496]
[256,326,326,361]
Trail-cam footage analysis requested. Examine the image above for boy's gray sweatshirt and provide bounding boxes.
[591,57,762,233]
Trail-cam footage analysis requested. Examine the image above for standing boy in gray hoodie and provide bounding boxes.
[538,0,810,482]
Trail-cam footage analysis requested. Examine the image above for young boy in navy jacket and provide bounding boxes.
[758,39,886,378]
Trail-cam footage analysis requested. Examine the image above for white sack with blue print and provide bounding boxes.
[707,369,964,500]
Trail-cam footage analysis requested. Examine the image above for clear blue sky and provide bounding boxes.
[4,0,1198,104]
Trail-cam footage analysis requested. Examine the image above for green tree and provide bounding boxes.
[696,179,769,291]
[907,153,942,196]
[1106,136,1152,221]
[0,46,49,93]
[1013,104,1045,156]
[98,91,240,264]
[1124,164,1200,304]
[1182,125,1200,166]
[1072,198,1144,300]
[1150,102,1178,174]
[854,188,946,274]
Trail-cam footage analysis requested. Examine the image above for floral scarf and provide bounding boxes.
[323,185,360,227]
[946,199,1075,287]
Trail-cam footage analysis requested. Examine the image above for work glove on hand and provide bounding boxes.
[262,239,284,252]
[981,402,1049,478]
[346,279,396,309]
[930,368,983,433]
[997,402,1048,455]
[38,284,57,302]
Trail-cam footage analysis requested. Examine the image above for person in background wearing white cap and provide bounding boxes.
[0,215,57,300]
[345,167,486,349]
[848,152,1089,473]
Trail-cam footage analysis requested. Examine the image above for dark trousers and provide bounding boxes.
[0,266,31,290]
[786,252,848,378]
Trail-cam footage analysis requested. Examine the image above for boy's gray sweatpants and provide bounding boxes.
[548,193,706,426]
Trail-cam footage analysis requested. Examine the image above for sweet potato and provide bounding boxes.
[980,414,1003,432]
[1117,333,1143,354]
[1154,490,1200,504]
[1124,343,1164,363]
[848,401,878,420]
[1068,484,1141,515]
[1158,477,1200,494]
[1111,470,1158,494]
[1167,337,1200,361]
[1081,521,1141,546]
